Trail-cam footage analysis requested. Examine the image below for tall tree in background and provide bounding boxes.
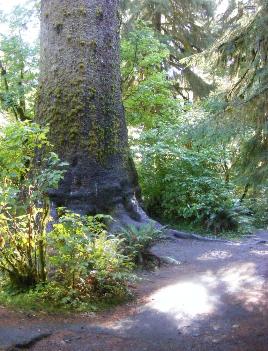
[209,0,267,192]
[37,0,141,219]
[0,5,38,120]
[120,0,215,99]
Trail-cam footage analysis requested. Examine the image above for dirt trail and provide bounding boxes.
[1,230,268,351]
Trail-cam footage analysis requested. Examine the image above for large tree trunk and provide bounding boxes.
[37,0,220,241]
[37,0,139,215]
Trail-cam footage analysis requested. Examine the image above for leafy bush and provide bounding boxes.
[48,212,132,301]
[121,23,180,129]
[206,203,253,234]
[0,4,39,120]
[0,121,156,308]
[137,123,235,228]
[0,208,134,309]
[119,223,163,265]
[0,121,66,288]
[245,187,268,228]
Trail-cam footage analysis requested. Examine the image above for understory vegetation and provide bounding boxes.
[0,0,267,310]
[121,12,268,234]
[0,122,161,310]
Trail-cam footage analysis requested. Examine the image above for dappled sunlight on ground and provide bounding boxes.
[219,262,267,311]
[148,281,219,327]
[200,270,219,289]
[3,232,268,351]
[110,233,268,342]
[197,250,232,260]
[147,261,267,328]
[250,249,268,256]
[225,241,242,246]
[220,263,259,293]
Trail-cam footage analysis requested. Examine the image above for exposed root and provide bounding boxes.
[110,198,226,242]
[50,197,225,242]
[168,229,227,242]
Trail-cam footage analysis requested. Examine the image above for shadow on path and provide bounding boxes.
[1,230,268,351]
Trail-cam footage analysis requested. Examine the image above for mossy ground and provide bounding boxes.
[0,281,133,314]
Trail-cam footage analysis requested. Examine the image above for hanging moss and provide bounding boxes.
[79,7,87,16]
[89,40,97,52]
[54,23,63,34]
[96,6,103,20]
[88,86,96,100]
[78,62,85,71]
[63,9,71,17]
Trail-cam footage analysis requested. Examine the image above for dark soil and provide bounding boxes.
[1,230,268,351]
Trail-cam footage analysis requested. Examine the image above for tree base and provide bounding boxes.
[49,197,225,242]
[110,197,225,242]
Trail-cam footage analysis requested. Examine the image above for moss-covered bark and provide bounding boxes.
[37,0,139,214]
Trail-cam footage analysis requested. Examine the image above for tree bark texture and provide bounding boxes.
[36,0,222,242]
[37,0,139,214]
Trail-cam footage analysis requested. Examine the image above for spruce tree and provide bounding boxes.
[37,0,140,217]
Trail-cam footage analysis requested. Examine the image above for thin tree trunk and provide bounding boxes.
[240,183,250,203]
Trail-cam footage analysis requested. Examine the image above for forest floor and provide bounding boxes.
[1,230,268,351]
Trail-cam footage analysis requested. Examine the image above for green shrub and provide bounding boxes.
[121,23,180,129]
[0,121,66,288]
[137,125,234,228]
[245,187,268,228]
[47,212,133,302]
[206,203,253,234]
[0,209,135,309]
[0,121,153,308]
[119,223,163,265]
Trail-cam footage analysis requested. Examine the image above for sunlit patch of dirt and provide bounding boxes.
[250,249,268,256]
[148,280,219,325]
[219,262,267,311]
[197,249,232,260]
[2,231,268,351]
